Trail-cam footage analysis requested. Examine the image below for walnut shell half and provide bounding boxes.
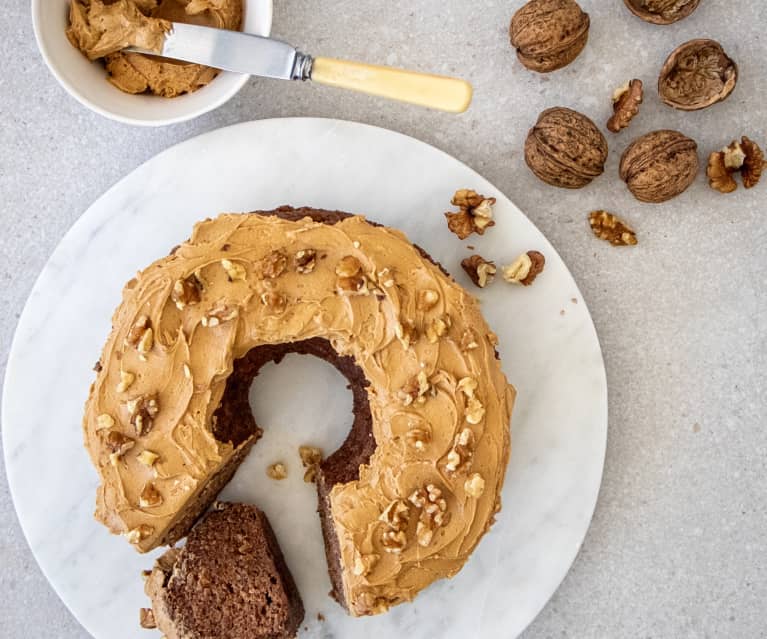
[525,107,608,189]
[509,0,590,73]
[623,0,700,25]
[619,130,699,203]
[659,39,738,111]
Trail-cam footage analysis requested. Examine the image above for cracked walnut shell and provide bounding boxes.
[510,0,590,73]
[589,211,638,246]
[525,107,608,189]
[623,0,700,25]
[607,79,643,133]
[659,40,738,111]
[620,130,698,203]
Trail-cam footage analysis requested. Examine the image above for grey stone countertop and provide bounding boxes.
[1,1,765,637]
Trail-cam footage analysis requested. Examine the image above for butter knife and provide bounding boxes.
[130,23,473,113]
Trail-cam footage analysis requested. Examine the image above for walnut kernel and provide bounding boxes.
[607,79,643,133]
[103,429,135,459]
[399,370,432,406]
[294,249,317,274]
[464,473,486,498]
[139,482,163,508]
[502,251,545,286]
[116,370,135,393]
[299,445,323,483]
[202,303,239,326]
[171,274,202,310]
[139,608,157,629]
[461,255,496,288]
[96,413,115,430]
[741,137,765,189]
[589,211,638,246]
[260,291,287,314]
[444,189,496,239]
[425,315,450,344]
[127,395,159,436]
[445,427,474,474]
[124,524,153,544]
[266,462,288,480]
[126,315,151,347]
[221,259,246,282]
[258,251,288,279]
[417,289,440,311]
[408,484,449,547]
[137,450,160,467]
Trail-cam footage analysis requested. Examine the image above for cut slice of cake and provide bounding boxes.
[142,502,304,639]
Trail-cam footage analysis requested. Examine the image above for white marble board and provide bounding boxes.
[2,118,607,639]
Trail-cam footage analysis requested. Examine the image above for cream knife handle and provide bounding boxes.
[310,57,473,113]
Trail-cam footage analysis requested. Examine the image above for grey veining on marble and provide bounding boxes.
[0,2,765,639]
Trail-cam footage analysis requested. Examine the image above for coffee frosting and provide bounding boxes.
[83,212,514,615]
[67,0,242,97]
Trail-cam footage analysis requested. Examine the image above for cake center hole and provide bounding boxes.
[216,353,355,612]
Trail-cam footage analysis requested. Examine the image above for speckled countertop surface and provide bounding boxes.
[1,1,766,638]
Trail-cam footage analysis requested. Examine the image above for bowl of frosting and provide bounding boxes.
[32,0,273,126]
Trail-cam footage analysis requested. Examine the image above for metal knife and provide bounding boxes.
[131,23,473,113]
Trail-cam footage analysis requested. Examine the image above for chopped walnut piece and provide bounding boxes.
[202,303,239,326]
[408,484,449,547]
[445,189,497,240]
[139,482,163,508]
[445,427,474,474]
[335,256,362,278]
[299,445,323,483]
[116,370,135,393]
[266,462,287,480]
[465,397,485,425]
[335,256,368,294]
[607,79,643,133]
[171,274,203,310]
[405,427,431,451]
[137,450,159,467]
[417,289,440,311]
[137,327,154,355]
[103,429,135,460]
[260,291,287,314]
[707,151,738,193]
[139,608,157,629]
[96,413,115,430]
[707,137,765,192]
[398,370,432,406]
[741,136,765,189]
[464,473,486,498]
[380,499,410,553]
[353,553,380,577]
[258,251,288,278]
[425,315,450,344]
[124,524,153,544]
[588,211,638,246]
[294,249,317,274]
[457,377,478,398]
[461,255,497,288]
[127,395,159,437]
[459,329,479,352]
[221,258,247,282]
[503,251,546,285]
[394,320,417,349]
[126,315,151,347]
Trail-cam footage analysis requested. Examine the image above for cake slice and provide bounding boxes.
[142,502,304,639]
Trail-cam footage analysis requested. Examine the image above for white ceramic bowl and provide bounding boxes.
[31,0,273,126]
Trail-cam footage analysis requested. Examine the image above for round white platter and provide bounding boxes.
[2,118,607,639]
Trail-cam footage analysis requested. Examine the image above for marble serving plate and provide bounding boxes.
[2,118,607,639]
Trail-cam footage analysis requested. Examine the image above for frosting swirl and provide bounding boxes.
[83,212,514,615]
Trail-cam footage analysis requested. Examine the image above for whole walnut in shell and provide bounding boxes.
[509,0,590,73]
[620,130,699,203]
[659,39,738,111]
[525,107,608,189]
[623,0,700,25]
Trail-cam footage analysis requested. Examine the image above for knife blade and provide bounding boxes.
[130,23,473,113]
